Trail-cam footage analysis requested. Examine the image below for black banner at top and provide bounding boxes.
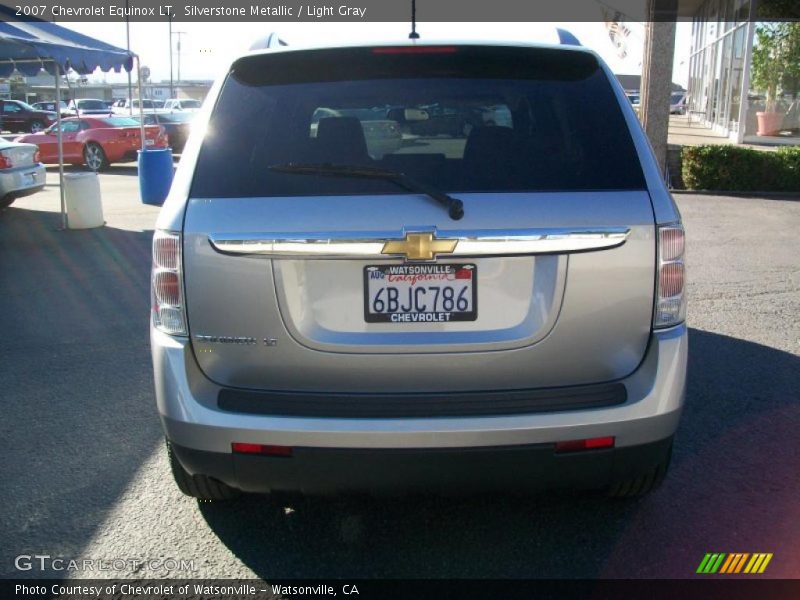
[1,0,799,22]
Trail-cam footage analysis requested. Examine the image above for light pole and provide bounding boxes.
[168,16,173,98]
[125,0,132,113]
[174,31,186,87]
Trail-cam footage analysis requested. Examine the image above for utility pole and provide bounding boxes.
[168,17,174,98]
[125,0,132,114]
[173,31,186,87]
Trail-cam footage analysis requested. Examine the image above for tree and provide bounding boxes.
[751,22,800,113]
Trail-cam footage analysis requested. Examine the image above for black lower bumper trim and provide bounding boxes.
[217,382,626,418]
[170,437,672,495]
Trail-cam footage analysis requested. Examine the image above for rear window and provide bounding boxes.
[100,117,139,127]
[159,112,194,123]
[78,100,107,110]
[192,46,645,198]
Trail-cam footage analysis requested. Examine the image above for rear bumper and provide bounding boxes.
[153,323,686,492]
[171,436,673,494]
[0,164,45,199]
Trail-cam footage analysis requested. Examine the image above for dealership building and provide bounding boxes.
[686,0,798,144]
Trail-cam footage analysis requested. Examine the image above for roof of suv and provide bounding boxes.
[236,39,598,63]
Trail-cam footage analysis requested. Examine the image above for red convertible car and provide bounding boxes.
[16,116,168,171]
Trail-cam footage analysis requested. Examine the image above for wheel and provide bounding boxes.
[83,142,109,172]
[606,440,673,499]
[167,440,240,501]
[29,120,45,133]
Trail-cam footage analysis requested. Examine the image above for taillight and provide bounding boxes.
[152,230,187,336]
[0,151,12,170]
[33,149,41,163]
[654,224,686,328]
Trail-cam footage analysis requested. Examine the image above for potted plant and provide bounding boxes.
[751,23,800,136]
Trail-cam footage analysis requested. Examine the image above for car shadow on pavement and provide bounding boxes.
[199,328,800,578]
[0,206,161,577]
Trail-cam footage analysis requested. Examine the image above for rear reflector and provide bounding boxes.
[232,443,293,457]
[555,436,615,453]
[372,46,457,54]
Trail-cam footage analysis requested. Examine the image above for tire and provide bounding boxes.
[167,440,240,501]
[29,120,45,133]
[606,440,673,499]
[83,142,109,172]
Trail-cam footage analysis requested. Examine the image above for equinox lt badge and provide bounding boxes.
[194,335,277,346]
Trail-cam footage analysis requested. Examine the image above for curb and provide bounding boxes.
[671,190,800,199]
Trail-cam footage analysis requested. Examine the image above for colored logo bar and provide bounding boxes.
[697,553,773,574]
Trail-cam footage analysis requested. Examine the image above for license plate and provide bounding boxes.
[364,263,477,323]
[145,139,155,146]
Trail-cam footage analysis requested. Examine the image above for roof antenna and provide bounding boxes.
[409,0,420,39]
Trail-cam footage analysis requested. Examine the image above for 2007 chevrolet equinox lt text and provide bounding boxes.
[150,41,687,501]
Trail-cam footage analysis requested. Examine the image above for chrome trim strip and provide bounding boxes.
[208,227,631,258]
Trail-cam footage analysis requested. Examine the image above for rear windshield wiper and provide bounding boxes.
[268,162,464,221]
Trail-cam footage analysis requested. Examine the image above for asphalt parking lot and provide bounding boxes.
[1,166,798,579]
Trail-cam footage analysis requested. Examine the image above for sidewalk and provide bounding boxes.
[667,114,799,151]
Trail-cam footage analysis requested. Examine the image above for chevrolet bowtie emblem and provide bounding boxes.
[381,232,458,261]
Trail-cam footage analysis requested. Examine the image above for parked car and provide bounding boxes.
[390,103,483,137]
[0,139,46,209]
[153,43,687,501]
[310,107,402,159]
[66,98,112,117]
[111,98,159,115]
[31,101,71,118]
[163,98,202,112]
[670,92,687,115]
[17,116,167,171]
[0,100,57,133]
[134,111,195,153]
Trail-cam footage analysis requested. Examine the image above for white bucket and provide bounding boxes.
[65,172,104,229]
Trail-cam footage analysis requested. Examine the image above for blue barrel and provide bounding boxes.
[138,148,174,206]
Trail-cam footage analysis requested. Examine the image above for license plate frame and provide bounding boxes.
[363,263,478,324]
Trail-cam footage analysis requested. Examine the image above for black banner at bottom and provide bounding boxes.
[4,579,800,600]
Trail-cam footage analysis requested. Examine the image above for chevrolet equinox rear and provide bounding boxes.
[151,42,687,500]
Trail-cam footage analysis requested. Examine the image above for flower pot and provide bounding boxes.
[756,111,783,136]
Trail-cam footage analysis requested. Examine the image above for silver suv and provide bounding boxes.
[151,42,687,500]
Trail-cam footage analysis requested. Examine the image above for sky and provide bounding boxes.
[68,21,693,87]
